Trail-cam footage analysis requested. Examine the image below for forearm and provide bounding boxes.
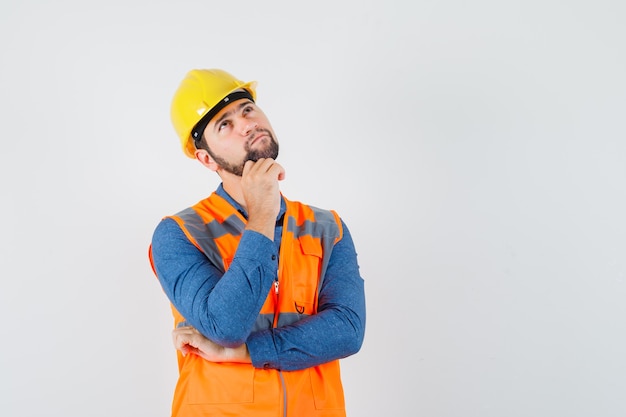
[246,301,365,370]
[152,218,278,346]
[195,231,277,345]
[247,223,366,370]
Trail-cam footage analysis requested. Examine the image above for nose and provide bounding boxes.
[241,120,258,136]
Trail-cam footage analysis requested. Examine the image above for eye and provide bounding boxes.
[218,120,231,131]
[242,105,254,115]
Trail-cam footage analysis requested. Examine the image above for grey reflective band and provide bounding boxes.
[191,90,254,142]
[175,207,246,272]
[253,312,310,332]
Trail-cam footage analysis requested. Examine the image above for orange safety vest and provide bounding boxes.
[150,192,347,417]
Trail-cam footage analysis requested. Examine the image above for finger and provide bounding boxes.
[269,162,285,180]
[172,326,193,334]
[180,344,201,357]
[172,333,186,350]
[172,326,200,336]
[172,330,197,350]
[242,158,270,176]
[257,158,276,172]
[256,159,285,180]
[254,157,281,171]
[172,330,192,344]
[242,159,256,176]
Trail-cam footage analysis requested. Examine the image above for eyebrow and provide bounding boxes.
[212,100,253,132]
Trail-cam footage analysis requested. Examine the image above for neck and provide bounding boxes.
[219,171,248,211]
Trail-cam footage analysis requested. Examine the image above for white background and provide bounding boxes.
[1,0,625,416]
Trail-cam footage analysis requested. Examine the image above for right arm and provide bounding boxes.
[152,158,285,348]
[150,218,278,347]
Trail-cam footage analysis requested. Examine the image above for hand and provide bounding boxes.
[241,158,285,239]
[172,326,251,364]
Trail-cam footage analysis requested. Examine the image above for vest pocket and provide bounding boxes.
[184,359,254,404]
[293,300,315,317]
[292,236,323,311]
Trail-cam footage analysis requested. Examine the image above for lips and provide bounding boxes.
[248,132,268,146]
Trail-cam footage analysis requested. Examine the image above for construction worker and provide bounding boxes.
[149,69,366,417]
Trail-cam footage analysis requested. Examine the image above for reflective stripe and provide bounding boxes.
[286,206,339,238]
[253,314,273,331]
[176,207,245,272]
[253,312,309,331]
[277,312,306,328]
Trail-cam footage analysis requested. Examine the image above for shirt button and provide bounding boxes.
[263,363,271,369]
[271,254,276,260]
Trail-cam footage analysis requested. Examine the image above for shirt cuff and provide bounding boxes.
[235,230,278,269]
[246,329,280,369]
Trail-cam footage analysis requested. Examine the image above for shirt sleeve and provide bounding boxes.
[150,217,279,347]
[245,220,366,371]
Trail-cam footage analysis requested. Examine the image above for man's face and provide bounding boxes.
[201,99,279,176]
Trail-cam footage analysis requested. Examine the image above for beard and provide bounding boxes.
[206,128,279,177]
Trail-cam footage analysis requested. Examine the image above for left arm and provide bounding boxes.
[246,220,366,370]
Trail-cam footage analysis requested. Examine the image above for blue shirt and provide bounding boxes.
[151,184,366,371]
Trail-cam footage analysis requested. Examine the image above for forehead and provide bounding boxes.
[210,99,254,123]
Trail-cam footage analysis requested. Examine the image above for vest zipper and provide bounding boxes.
[275,221,286,416]
[272,276,280,327]
[273,274,286,416]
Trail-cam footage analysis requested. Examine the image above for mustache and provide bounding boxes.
[247,128,272,145]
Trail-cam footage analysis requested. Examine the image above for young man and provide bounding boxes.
[149,69,366,417]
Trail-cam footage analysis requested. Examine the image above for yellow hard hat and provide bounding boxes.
[170,69,257,158]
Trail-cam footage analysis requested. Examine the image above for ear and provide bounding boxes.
[195,149,219,172]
